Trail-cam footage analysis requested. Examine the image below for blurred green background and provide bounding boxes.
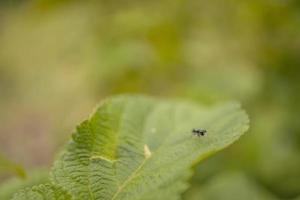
[0,0,300,199]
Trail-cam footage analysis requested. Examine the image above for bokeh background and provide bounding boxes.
[0,0,300,199]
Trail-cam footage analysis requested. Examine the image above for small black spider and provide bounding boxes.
[192,128,207,136]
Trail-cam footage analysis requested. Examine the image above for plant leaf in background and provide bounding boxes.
[0,153,25,179]
[12,95,249,199]
[0,169,48,200]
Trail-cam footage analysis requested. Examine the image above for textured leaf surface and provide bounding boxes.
[13,95,249,199]
[12,183,71,200]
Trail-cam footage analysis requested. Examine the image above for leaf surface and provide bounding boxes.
[12,183,71,200]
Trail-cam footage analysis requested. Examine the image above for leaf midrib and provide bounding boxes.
[111,103,179,200]
[111,156,148,200]
[87,101,127,200]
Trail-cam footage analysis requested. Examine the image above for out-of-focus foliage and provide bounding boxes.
[184,172,278,200]
[0,0,299,199]
[0,153,25,178]
[0,169,48,200]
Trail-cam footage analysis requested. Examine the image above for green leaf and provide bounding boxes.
[12,183,71,200]
[13,95,249,199]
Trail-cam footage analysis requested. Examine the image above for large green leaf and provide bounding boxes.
[13,95,249,199]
